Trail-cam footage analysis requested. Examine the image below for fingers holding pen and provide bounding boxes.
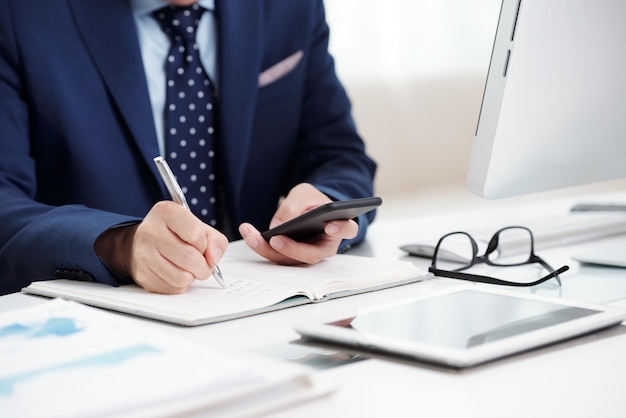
[158,201,228,267]
[130,201,227,293]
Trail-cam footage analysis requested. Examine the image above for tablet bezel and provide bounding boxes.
[293,285,626,367]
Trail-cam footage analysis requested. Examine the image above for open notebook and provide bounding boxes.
[23,242,426,326]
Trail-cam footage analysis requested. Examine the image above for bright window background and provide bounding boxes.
[326,0,501,81]
[324,0,502,195]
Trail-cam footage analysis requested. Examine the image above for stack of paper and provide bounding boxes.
[0,299,328,418]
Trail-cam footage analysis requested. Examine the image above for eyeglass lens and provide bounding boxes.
[433,232,475,271]
[486,227,534,265]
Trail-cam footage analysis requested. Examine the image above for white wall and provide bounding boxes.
[324,0,502,197]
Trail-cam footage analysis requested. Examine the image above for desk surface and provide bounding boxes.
[2,184,626,418]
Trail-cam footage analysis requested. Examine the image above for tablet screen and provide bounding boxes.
[328,290,601,349]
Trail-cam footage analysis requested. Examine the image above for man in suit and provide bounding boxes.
[0,0,377,295]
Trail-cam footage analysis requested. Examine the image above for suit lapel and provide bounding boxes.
[215,0,263,212]
[67,0,264,215]
[68,0,161,181]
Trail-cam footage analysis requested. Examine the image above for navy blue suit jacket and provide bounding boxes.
[0,0,377,294]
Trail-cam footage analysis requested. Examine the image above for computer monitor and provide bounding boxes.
[467,0,626,199]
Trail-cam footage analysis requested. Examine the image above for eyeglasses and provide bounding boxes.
[428,226,569,287]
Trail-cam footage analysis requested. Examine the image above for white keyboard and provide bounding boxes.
[479,212,626,256]
[401,212,626,260]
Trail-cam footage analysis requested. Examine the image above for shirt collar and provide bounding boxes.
[131,0,215,15]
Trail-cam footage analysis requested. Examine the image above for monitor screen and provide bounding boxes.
[467,0,626,199]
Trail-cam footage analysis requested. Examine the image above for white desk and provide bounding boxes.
[2,186,626,418]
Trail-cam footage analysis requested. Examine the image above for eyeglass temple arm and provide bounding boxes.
[428,265,569,287]
[531,255,566,286]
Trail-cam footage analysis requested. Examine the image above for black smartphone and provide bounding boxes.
[261,197,382,242]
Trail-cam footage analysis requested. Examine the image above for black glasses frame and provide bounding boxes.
[428,226,569,287]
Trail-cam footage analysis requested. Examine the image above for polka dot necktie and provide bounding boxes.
[152,4,219,227]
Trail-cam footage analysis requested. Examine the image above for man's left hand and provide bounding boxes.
[238,183,358,265]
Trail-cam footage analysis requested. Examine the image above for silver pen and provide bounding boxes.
[153,156,225,288]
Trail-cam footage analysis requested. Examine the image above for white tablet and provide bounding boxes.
[294,286,626,368]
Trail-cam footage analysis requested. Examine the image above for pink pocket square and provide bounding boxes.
[258,50,304,87]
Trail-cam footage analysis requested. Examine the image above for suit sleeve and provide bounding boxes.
[0,2,139,294]
[288,0,378,248]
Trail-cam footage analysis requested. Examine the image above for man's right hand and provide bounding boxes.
[94,201,228,294]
